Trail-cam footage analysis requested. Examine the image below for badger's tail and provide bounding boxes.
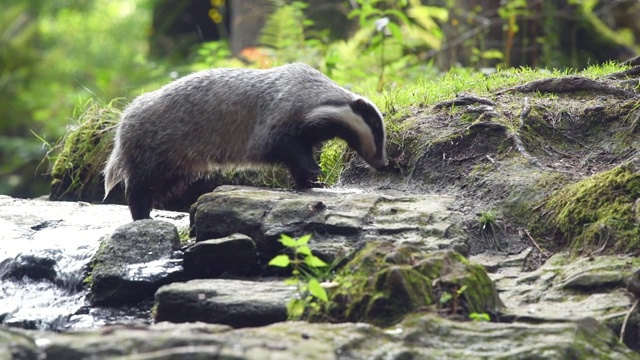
[103,145,125,202]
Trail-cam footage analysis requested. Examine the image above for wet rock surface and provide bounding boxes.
[155,279,294,327]
[192,185,469,263]
[182,233,259,278]
[90,219,184,306]
[5,314,638,360]
[2,188,640,358]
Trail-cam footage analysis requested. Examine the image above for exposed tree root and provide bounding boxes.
[622,57,640,67]
[434,94,496,109]
[608,65,640,79]
[523,229,547,258]
[496,76,632,98]
[620,298,639,344]
[518,97,531,129]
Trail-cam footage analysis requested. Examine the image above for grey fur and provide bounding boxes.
[104,63,387,220]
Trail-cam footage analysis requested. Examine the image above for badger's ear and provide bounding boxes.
[350,98,369,115]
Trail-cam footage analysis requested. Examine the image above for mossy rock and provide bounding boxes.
[310,241,503,327]
[532,158,640,253]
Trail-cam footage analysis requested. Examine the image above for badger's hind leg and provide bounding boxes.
[126,185,154,220]
[126,172,192,220]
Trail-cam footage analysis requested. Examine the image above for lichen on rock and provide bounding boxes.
[309,241,503,327]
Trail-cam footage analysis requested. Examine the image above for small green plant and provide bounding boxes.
[478,210,505,251]
[268,234,329,319]
[469,312,491,322]
[318,140,347,185]
[177,227,192,245]
[438,284,468,315]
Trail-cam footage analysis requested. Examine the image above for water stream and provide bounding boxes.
[0,196,188,330]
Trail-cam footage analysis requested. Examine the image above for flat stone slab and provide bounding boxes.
[192,186,468,262]
[154,279,295,328]
[21,313,639,359]
[474,250,640,347]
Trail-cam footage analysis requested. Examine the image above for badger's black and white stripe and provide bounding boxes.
[103,63,388,220]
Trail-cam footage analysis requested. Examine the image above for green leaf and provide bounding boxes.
[304,255,328,268]
[279,234,297,248]
[383,9,411,26]
[287,299,305,319]
[469,312,491,322]
[439,292,452,304]
[268,254,291,267]
[296,245,312,256]
[308,278,328,302]
[296,234,312,246]
[387,22,403,44]
[456,285,468,295]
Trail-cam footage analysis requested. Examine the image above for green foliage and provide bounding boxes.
[268,234,329,319]
[177,227,192,245]
[347,0,447,90]
[478,210,505,252]
[258,0,326,67]
[469,312,491,322]
[1,0,171,197]
[318,140,347,185]
[48,98,121,201]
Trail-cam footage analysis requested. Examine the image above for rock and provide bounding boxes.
[154,279,295,328]
[627,269,640,297]
[90,220,184,306]
[489,252,640,348]
[25,313,640,359]
[183,234,259,278]
[0,327,41,360]
[192,186,468,264]
[31,322,231,360]
[0,254,57,282]
[310,242,503,326]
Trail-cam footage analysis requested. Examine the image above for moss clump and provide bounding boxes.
[535,160,640,252]
[310,241,503,327]
[49,98,121,202]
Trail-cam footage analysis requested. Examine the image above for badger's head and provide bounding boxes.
[348,98,388,171]
[305,97,388,171]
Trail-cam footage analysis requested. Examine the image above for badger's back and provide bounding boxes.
[122,64,353,164]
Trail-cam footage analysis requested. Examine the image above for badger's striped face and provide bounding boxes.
[305,98,388,171]
[349,98,388,170]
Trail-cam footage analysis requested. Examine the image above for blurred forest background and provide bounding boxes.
[1,0,639,199]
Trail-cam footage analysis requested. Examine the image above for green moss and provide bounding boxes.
[49,98,121,201]
[309,242,503,327]
[538,162,640,252]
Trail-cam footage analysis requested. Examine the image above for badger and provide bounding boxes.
[103,63,388,220]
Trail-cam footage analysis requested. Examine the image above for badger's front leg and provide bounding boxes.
[279,144,324,189]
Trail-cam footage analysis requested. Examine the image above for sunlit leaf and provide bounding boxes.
[287,299,305,318]
[268,254,291,267]
[279,234,297,248]
[304,255,328,268]
[296,234,312,246]
[297,245,312,256]
[308,278,328,302]
[387,22,403,44]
